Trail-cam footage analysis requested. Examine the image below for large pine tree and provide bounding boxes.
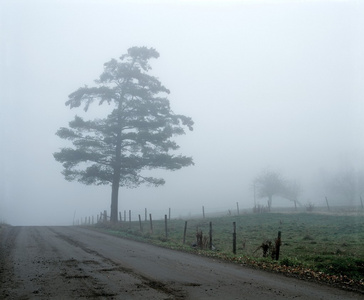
[54,47,194,222]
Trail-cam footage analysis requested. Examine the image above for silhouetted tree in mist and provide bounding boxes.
[254,171,285,211]
[281,180,301,210]
[326,169,364,205]
[54,47,194,222]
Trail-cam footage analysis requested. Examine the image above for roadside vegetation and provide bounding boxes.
[93,210,364,292]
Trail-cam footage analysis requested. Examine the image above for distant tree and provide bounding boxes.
[281,180,301,210]
[332,170,356,203]
[254,171,284,211]
[357,170,364,201]
[54,47,194,223]
[327,169,362,205]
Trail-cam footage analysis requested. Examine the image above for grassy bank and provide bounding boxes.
[93,211,364,290]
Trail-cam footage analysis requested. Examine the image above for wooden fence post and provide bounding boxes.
[124,210,126,222]
[103,210,107,222]
[275,231,282,260]
[209,222,212,250]
[236,202,240,215]
[164,214,168,238]
[119,212,122,223]
[183,221,187,244]
[169,208,171,220]
[129,210,131,228]
[138,214,143,232]
[149,213,153,233]
[202,206,205,219]
[233,222,236,254]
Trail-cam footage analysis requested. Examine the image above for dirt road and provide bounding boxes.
[1,226,363,299]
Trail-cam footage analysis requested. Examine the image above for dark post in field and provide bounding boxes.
[169,208,171,220]
[119,212,122,222]
[325,196,330,211]
[103,210,107,222]
[233,222,237,254]
[149,213,153,233]
[138,214,143,232]
[164,214,168,238]
[183,221,187,244]
[129,210,131,228]
[124,210,126,222]
[209,221,212,250]
[275,231,282,260]
[145,208,147,221]
[236,202,240,215]
[202,206,205,219]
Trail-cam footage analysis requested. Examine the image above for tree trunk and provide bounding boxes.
[268,195,272,212]
[110,120,122,223]
[110,172,120,223]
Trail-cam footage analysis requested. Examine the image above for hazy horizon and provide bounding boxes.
[1,0,364,226]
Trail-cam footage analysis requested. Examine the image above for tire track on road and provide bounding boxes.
[49,227,187,299]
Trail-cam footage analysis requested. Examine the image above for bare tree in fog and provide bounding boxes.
[254,171,284,211]
[281,180,301,210]
[54,47,194,223]
[326,169,364,205]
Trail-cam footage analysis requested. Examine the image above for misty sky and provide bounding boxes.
[1,0,364,225]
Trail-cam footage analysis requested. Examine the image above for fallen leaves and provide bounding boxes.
[192,250,363,292]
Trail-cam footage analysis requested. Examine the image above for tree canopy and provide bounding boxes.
[54,47,194,222]
[253,170,301,211]
[324,168,364,205]
[280,180,301,210]
[254,171,284,211]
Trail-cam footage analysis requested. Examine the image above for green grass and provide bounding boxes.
[93,212,364,284]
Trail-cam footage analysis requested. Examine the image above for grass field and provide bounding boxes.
[94,210,364,288]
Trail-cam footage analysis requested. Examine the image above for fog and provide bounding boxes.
[1,0,363,225]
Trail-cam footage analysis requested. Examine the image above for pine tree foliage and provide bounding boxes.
[54,47,194,222]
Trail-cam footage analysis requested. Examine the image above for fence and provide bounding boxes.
[75,201,364,259]
[76,203,250,226]
[77,207,283,260]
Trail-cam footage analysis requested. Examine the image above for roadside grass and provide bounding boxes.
[93,211,364,287]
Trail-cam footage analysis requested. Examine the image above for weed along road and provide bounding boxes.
[1,226,363,300]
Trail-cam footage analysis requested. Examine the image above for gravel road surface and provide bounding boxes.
[1,226,363,299]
